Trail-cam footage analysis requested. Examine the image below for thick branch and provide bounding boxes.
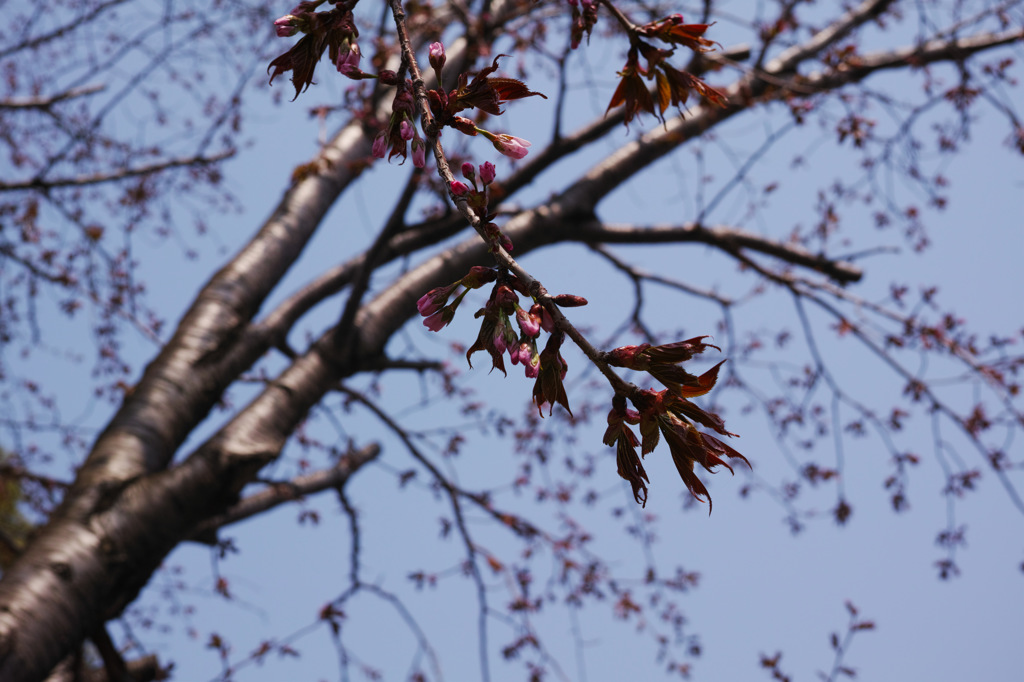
[43,654,164,682]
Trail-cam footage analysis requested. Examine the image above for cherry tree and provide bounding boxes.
[0,0,1022,680]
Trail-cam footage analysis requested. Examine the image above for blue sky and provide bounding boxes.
[5,2,1024,680]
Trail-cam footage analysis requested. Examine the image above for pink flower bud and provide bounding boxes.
[398,119,413,141]
[461,161,476,182]
[417,285,456,316]
[531,303,555,332]
[524,350,541,378]
[274,15,300,37]
[494,284,519,312]
[516,307,541,337]
[493,318,508,354]
[450,180,470,196]
[491,133,531,160]
[423,309,447,332]
[336,43,362,77]
[411,138,426,168]
[428,42,446,71]
[479,161,496,184]
[372,131,388,159]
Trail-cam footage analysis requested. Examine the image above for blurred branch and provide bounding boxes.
[0,150,234,192]
[188,443,380,545]
[576,220,863,284]
[800,26,1024,91]
[0,84,105,110]
[589,244,734,307]
[0,0,130,59]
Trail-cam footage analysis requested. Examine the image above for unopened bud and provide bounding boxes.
[479,161,496,185]
[551,294,588,307]
[428,42,446,72]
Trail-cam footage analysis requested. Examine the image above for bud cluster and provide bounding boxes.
[424,46,545,160]
[417,262,587,417]
[372,80,427,168]
[449,161,511,253]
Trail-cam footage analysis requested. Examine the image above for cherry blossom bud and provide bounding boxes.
[532,303,555,332]
[493,317,509,354]
[461,161,476,182]
[524,348,541,378]
[494,284,519,312]
[479,161,496,185]
[400,119,414,141]
[515,307,541,337]
[423,309,448,332]
[551,294,588,307]
[429,42,446,72]
[378,70,398,85]
[411,137,426,168]
[336,43,361,77]
[450,180,470,196]
[491,133,531,160]
[274,15,301,37]
[372,131,388,159]
[460,266,497,289]
[417,284,457,316]
[452,117,477,135]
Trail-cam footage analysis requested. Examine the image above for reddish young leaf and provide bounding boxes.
[639,15,719,52]
[532,332,571,417]
[451,56,547,116]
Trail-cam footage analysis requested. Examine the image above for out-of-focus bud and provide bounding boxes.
[411,137,426,168]
[494,284,519,313]
[372,131,388,159]
[461,161,476,182]
[336,42,361,77]
[479,161,496,185]
[460,266,497,289]
[417,283,457,316]
[515,307,541,338]
[452,116,478,135]
[532,303,555,332]
[399,119,415,141]
[428,42,446,72]
[551,294,588,307]
[423,309,448,332]
[274,15,302,37]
